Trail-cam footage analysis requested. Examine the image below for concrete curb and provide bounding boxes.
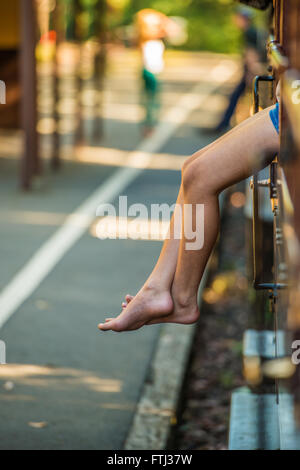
[124,322,196,450]
[124,278,208,450]
[124,195,226,450]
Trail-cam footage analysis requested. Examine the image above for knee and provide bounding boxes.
[181,145,209,174]
[182,155,213,194]
[182,154,196,174]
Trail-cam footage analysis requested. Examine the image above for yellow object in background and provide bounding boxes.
[0,1,20,49]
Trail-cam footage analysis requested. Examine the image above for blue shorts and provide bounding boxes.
[269,103,279,134]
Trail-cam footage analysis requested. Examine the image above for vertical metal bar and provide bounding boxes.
[252,76,262,285]
[252,75,275,288]
[20,0,39,190]
[274,0,281,42]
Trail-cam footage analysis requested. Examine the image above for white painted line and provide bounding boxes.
[0,61,238,330]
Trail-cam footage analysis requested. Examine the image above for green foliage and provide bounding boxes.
[111,0,243,53]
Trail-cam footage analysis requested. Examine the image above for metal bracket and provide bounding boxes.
[255,282,287,292]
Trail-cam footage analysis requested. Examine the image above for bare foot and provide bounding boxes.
[101,292,200,331]
[122,291,200,326]
[98,286,173,332]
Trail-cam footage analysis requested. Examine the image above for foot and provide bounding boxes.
[103,292,200,329]
[98,285,173,332]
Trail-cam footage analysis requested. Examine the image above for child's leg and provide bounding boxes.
[118,146,224,316]
[121,111,271,310]
[99,107,279,332]
[150,107,279,326]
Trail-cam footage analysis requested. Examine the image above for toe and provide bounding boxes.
[98,322,110,331]
[99,319,121,332]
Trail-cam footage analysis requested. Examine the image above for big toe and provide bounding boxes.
[99,318,124,332]
[98,322,110,331]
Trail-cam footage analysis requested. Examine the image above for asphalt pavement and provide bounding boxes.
[0,49,239,449]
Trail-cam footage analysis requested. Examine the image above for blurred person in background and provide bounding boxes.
[136,9,180,136]
[213,6,264,133]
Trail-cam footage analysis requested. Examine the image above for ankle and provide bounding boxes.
[144,279,169,294]
[172,290,198,310]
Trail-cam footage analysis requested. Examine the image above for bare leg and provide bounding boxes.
[150,107,279,325]
[119,108,272,312]
[115,111,270,322]
[100,140,230,330]
[99,107,279,331]
[102,148,216,330]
